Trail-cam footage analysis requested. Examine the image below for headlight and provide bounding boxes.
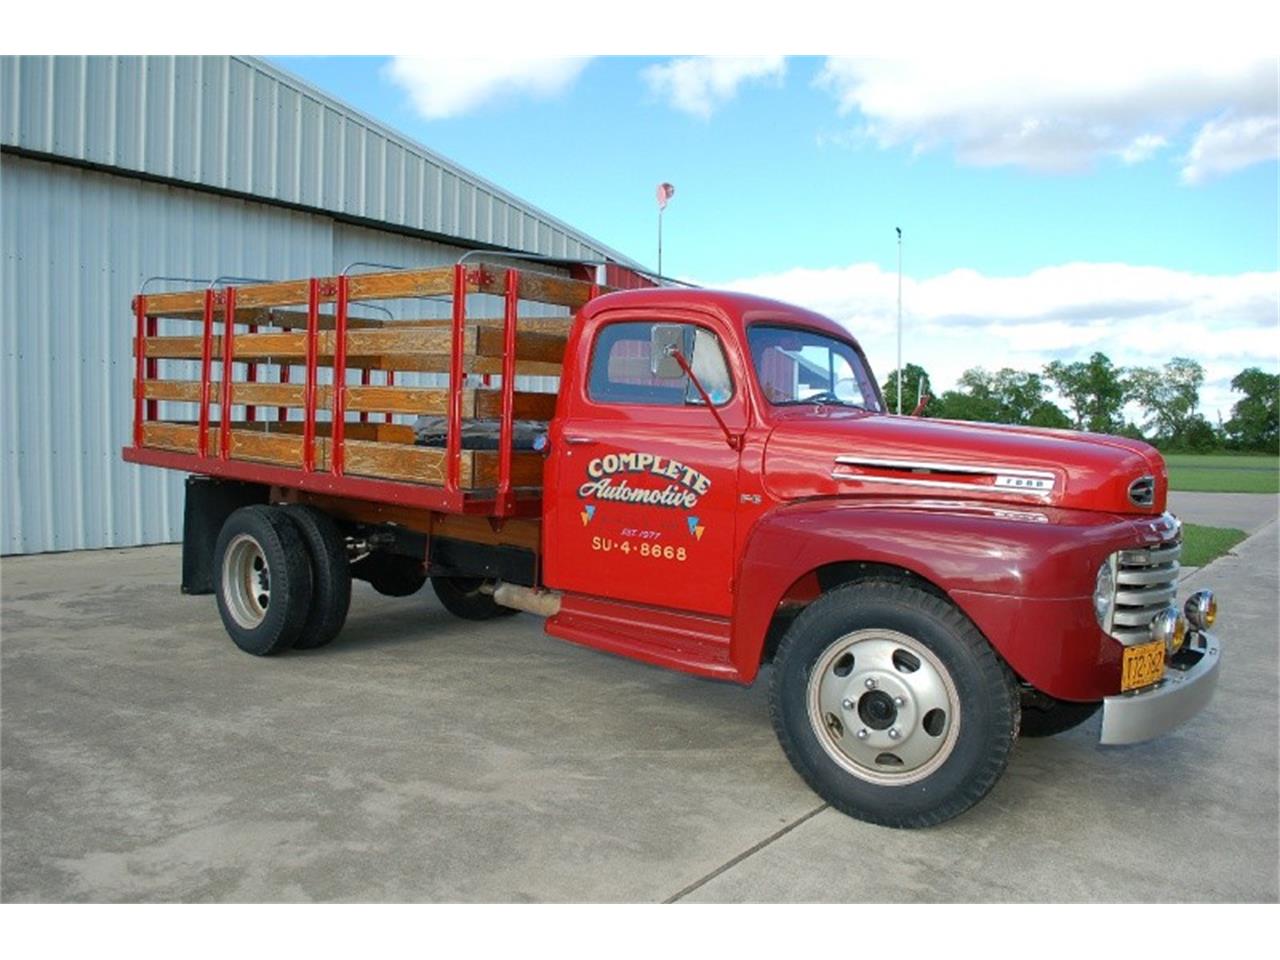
[1184,590,1217,630]
[1093,559,1116,629]
[1150,607,1188,656]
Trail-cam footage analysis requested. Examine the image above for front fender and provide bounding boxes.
[728,498,1141,699]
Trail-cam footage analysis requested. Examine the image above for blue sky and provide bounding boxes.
[273,55,1278,418]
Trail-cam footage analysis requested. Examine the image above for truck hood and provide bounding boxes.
[761,412,1167,515]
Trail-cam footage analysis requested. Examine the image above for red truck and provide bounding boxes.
[125,259,1221,828]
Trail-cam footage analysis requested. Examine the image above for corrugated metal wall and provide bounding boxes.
[0,54,643,555]
[1,55,636,268]
[0,154,560,555]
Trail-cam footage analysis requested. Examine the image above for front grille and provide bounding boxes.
[1106,539,1182,644]
[1128,475,1155,506]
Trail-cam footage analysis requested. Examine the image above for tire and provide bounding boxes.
[770,580,1020,829]
[214,505,313,656]
[1019,692,1101,738]
[351,552,427,597]
[430,576,518,621]
[281,504,351,650]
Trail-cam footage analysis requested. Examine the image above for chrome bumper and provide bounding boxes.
[1099,631,1221,745]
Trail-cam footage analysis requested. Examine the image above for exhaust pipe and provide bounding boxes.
[493,582,562,618]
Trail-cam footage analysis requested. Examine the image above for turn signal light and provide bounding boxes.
[1184,590,1217,630]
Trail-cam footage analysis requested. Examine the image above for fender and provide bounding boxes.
[728,498,1146,700]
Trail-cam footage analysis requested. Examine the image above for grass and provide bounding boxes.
[1180,523,1248,567]
[1164,453,1280,494]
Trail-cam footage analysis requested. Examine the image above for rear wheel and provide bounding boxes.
[214,505,313,656]
[351,552,427,597]
[281,504,351,650]
[770,580,1020,828]
[430,576,517,621]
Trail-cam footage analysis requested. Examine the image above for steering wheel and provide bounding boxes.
[805,390,842,404]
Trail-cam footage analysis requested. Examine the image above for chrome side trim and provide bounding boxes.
[1100,632,1221,745]
[832,455,1056,479]
[830,471,1054,497]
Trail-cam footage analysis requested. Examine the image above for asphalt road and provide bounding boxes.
[2,499,1276,902]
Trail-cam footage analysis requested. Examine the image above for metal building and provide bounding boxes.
[1,55,647,555]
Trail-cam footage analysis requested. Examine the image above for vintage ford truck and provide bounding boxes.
[124,259,1221,827]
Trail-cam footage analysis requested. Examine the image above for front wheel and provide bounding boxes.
[770,580,1020,828]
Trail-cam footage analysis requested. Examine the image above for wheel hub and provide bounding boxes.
[222,533,271,630]
[808,629,961,786]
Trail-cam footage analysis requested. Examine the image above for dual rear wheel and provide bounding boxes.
[214,504,351,656]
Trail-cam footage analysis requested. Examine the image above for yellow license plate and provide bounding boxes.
[1121,639,1166,692]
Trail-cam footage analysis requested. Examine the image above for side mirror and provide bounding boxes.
[649,324,685,379]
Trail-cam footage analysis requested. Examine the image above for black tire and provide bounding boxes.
[213,505,313,656]
[281,504,351,650]
[1019,692,1101,738]
[770,580,1020,829]
[351,552,427,597]
[430,576,517,621]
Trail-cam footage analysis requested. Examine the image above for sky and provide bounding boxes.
[272,54,1279,424]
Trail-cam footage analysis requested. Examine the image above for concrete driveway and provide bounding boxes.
[2,516,1276,902]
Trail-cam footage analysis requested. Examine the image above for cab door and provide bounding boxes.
[546,315,744,617]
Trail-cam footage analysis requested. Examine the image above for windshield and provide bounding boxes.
[748,325,882,411]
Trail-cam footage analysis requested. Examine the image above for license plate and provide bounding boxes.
[1121,639,1166,692]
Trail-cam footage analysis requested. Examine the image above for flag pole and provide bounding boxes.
[658,206,664,277]
[896,226,903,415]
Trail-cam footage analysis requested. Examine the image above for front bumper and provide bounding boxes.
[1099,631,1221,745]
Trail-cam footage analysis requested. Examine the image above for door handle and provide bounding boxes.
[564,436,597,445]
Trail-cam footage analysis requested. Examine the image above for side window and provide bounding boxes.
[588,321,733,407]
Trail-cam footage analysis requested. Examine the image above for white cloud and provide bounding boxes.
[1181,113,1280,183]
[644,56,786,118]
[815,57,1278,181]
[717,261,1279,420]
[384,57,591,119]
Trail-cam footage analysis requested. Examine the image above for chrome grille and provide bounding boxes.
[1128,475,1155,507]
[1106,539,1182,644]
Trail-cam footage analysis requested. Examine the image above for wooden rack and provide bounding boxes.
[125,262,604,517]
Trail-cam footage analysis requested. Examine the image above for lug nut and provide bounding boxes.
[865,678,877,689]
[888,728,901,740]
[893,696,905,707]
[856,729,869,740]
[842,698,854,710]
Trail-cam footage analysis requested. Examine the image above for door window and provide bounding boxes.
[588,321,733,407]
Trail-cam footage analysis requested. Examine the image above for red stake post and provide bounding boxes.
[302,278,320,472]
[445,264,467,494]
[218,286,237,461]
[131,295,148,448]
[495,268,519,516]
[331,274,350,476]
[197,289,216,458]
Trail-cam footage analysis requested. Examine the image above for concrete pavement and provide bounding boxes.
[2,512,1276,902]
[1168,491,1278,534]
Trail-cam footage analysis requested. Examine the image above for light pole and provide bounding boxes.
[896,226,903,415]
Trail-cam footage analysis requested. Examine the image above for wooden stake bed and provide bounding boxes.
[124,262,604,518]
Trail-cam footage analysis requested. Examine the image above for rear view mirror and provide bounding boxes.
[650,324,685,379]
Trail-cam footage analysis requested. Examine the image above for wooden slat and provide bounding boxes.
[141,421,543,490]
[289,492,542,546]
[346,268,455,301]
[474,266,599,309]
[474,326,566,363]
[145,380,556,419]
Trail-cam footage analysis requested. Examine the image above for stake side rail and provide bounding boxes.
[127,262,606,515]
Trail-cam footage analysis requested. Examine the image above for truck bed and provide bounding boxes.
[124,261,602,517]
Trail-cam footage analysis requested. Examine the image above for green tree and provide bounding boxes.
[1043,353,1128,433]
[943,366,1071,426]
[1128,357,1206,445]
[1224,367,1279,452]
[881,364,935,415]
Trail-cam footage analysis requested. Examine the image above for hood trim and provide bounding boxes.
[833,455,1056,480]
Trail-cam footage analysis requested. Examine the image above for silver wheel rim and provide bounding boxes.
[222,533,271,630]
[806,628,961,786]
